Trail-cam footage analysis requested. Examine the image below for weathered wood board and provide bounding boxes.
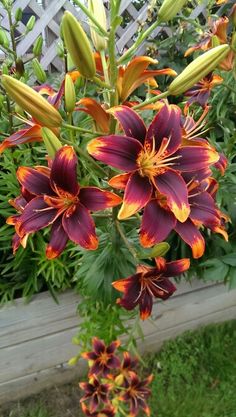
[0,280,236,404]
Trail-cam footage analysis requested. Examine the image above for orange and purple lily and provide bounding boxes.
[113,257,189,320]
[80,376,112,413]
[118,372,153,417]
[9,146,121,258]
[82,338,121,378]
[87,104,219,222]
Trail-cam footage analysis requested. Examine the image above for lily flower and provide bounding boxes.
[81,404,116,417]
[80,376,112,413]
[82,338,121,377]
[76,98,110,133]
[87,105,219,222]
[10,146,121,258]
[113,257,189,319]
[183,72,223,111]
[119,372,153,416]
[185,17,235,71]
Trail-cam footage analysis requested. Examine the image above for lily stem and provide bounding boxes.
[73,0,108,37]
[132,91,169,110]
[116,220,137,259]
[62,123,103,136]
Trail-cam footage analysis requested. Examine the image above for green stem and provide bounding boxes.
[73,0,108,37]
[116,220,137,259]
[92,76,111,90]
[108,6,119,133]
[62,123,104,136]
[6,6,17,64]
[100,49,110,103]
[6,95,13,133]
[118,18,162,65]
[132,91,169,110]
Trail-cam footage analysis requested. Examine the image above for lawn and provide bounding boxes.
[1,320,236,417]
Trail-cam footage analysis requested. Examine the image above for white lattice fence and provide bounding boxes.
[0,0,230,71]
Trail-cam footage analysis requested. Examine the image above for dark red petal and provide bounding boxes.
[148,276,176,300]
[139,291,153,320]
[50,146,79,195]
[164,258,190,277]
[140,200,176,247]
[106,340,121,354]
[173,146,219,172]
[46,218,68,259]
[108,106,146,143]
[175,219,205,259]
[17,167,53,196]
[87,135,142,171]
[62,203,98,250]
[92,337,106,354]
[146,104,182,154]
[118,172,152,219]
[154,170,190,223]
[18,196,58,236]
[107,356,121,369]
[81,351,97,360]
[190,191,220,227]
[79,187,122,212]
[112,274,142,310]
[89,361,104,376]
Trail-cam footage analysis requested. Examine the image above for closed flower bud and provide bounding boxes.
[2,63,9,75]
[64,73,76,113]
[114,374,124,386]
[15,58,25,77]
[26,16,36,33]
[231,33,236,53]
[15,7,23,22]
[68,356,79,366]
[33,36,43,57]
[61,11,96,79]
[88,0,107,51]
[230,4,236,28]
[1,75,62,128]
[211,35,221,48]
[32,58,47,83]
[158,0,188,22]
[0,94,4,111]
[41,127,62,158]
[0,28,10,49]
[168,44,230,96]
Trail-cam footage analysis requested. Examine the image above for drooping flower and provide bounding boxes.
[183,72,223,111]
[119,372,153,416]
[87,104,219,222]
[112,257,189,319]
[80,376,112,413]
[9,146,121,258]
[82,338,121,377]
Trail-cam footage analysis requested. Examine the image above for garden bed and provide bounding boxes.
[1,280,236,404]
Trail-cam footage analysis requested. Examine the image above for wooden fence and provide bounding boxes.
[0,279,236,404]
[0,0,215,71]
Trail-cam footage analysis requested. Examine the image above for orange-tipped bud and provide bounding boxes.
[64,74,76,113]
[158,0,188,22]
[61,11,96,79]
[41,127,62,158]
[1,75,62,128]
[168,44,230,96]
[88,0,107,51]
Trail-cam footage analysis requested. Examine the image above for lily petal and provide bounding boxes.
[79,187,122,211]
[77,98,110,133]
[118,172,152,219]
[62,203,98,250]
[0,125,42,153]
[87,135,142,171]
[108,106,146,143]
[139,291,153,320]
[112,274,142,310]
[46,218,68,259]
[146,104,182,155]
[140,200,176,247]
[190,191,220,227]
[17,166,53,196]
[173,146,219,172]
[108,173,131,190]
[175,219,205,258]
[164,258,190,277]
[17,196,58,236]
[50,146,79,196]
[154,170,190,223]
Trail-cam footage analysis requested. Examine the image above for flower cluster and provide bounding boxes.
[79,338,153,417]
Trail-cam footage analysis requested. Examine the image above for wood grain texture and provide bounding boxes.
[0,280,236,404]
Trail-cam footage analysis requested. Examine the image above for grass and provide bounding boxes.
[1,320,236,417]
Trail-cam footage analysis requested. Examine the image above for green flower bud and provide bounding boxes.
[158,0,188,22]
[32,58,47,83]
[88,0,107,51]
[41,127,62,158]
[64,74,76,113]
[0,28,10,49]
[1,63,9,75]
[168,44,230,96]
[15,7,23,22]
[61,11,96,79]
[33,36,43,57]
[26,16,36,33]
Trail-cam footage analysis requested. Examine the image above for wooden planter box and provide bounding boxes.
[0,280,236,404]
